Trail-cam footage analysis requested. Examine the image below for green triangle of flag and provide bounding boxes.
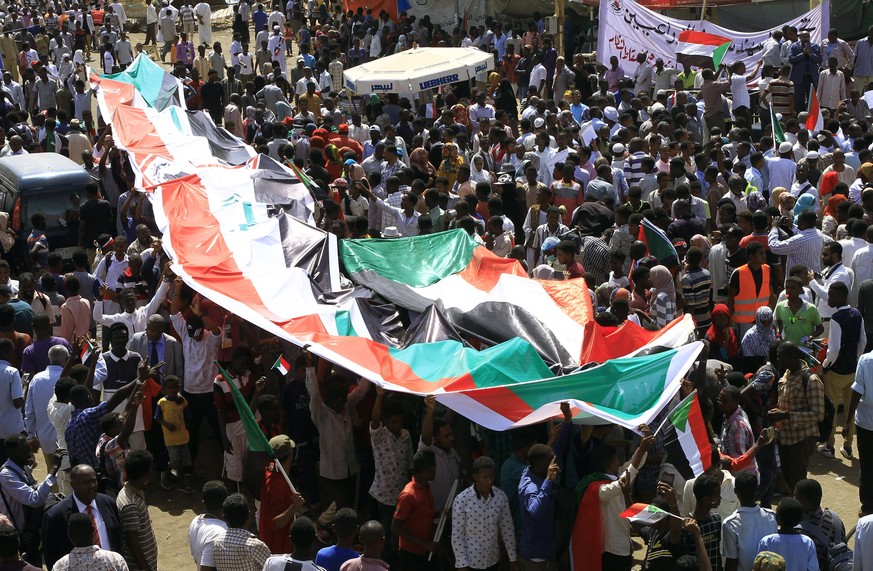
[712,42,731,69]
[669,395,693,432]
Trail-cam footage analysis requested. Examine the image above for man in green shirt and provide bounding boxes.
[775,276,824,345]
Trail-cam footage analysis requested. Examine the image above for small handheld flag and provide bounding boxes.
[770,104,786,151]
[805,84,823,134]
[638,217,679,265]
[80,340,95,363]
[658,391,714,480]
[676,30,732,70]
[620,503,680,525]
[273,355,291,376]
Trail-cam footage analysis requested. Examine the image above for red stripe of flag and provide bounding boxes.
[677,30,733,46]
[688,395,714,472]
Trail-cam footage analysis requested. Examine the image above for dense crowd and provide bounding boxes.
[0,1,868,571]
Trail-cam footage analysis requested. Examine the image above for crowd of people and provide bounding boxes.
[0,0,868,571]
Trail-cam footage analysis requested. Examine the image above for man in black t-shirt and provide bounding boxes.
[78,181,114,264]
[642,494,688,570]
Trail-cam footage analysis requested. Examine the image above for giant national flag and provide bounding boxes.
[676,30,732,69]
[92,54,699,431]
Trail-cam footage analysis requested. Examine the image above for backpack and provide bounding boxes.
[800,369,836,444]
[800,509,853,571]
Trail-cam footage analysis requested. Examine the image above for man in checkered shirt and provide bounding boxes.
[212,493,271,571]
[769,342,825,490]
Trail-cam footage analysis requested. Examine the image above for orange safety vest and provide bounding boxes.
[733,264,771,323]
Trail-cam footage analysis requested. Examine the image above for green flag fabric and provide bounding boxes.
[215,361,274,456]
[770,104,786,150]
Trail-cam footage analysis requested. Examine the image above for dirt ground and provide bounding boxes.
[54,18,865,570]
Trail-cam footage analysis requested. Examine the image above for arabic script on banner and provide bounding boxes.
[597,0,828,83]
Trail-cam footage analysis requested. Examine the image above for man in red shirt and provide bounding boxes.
[392,449,437,570]
[259,435,306,554]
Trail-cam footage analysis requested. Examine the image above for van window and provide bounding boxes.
[21,191,73,232]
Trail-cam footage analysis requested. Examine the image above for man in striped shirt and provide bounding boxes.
[768,210,824,283]
[763,65,795,118]
[681,246,712,337]
[623,137,647,189]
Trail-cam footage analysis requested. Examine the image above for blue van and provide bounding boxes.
[0,154,93,267]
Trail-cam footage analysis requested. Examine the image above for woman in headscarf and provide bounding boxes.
[324,144,343,180]
[648,265,676,329]
[242,106,257,143]
[746,191,767,213]
[493,79,518,121]
[452,103,471,135]
[469,153,492,184]
[233,12,249,44]
[690,234,711,269]
[488,71,501,96]
[852,162,873,203]
[409,147,435,186]
[742,306,777,373]
[706,304,739,364]
[822,194,848,237]
[437,142,465,188]
[777,191,796,220]
[793,193,817,222]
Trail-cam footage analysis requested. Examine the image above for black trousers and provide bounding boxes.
[184,391,220,463]
[397,550,432,571]
[859,424,873,514]
[145,22,156,44]
[601,552,632,571]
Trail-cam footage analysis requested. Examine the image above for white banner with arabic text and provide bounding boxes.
[597,0,829,85]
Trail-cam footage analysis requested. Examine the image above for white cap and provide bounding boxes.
[806,151,820,160]
[533,117,545,128]
[778,141,793,154]
[612,143,626,154]
[603,106,619,122]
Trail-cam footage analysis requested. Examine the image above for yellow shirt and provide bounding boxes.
[156,395,189,446]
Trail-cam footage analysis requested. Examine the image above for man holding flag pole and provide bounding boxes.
[214,356,299,492]
[213,348,268,489]
[571,424,655,571]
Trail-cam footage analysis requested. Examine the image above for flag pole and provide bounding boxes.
[214,361,299,495]
[272,455,299,495]
[428,478,458,562]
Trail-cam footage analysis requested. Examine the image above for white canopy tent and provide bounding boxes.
[343,47,495,95]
